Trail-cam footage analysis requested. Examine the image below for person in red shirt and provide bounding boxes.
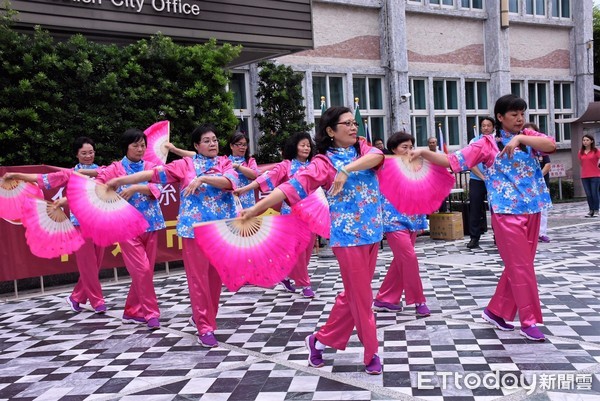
[578,134,600,218]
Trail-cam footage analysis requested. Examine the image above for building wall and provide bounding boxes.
[237,0,594,177]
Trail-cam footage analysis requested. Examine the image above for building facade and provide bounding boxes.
[235,0,594,177]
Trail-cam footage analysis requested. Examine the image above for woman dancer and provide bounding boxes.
[410,94,555,341]
[236,132,316,297]
[107,124,238,348]
[240,107,384,374]
[578,134,600,218]
[96,129,166,330]
[224,132,259,208]
[3,137,107,314]
[372,132,430,317]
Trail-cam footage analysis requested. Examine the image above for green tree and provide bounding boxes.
[594,4,600,87]
[254,61,313,163]
[0,9,240,166]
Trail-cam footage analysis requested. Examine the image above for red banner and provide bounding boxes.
[0,163,278,282]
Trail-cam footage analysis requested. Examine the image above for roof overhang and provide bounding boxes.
[1,0,314,67]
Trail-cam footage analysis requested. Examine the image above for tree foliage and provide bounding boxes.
[254,61,313,164]
[0,11,241,166]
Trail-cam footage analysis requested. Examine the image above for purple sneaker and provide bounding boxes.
[365,354,382,375]
[147,317,160,330]
[520,325,545,342]
[481,308,514,331]
[305,334,324,368]
[198,331,218,348]
[122,314,146,324]
[94,304,107,314]
[302,287,315,298]
[280,278,296,293]
[65,296,82,313]
[373,299,402,312]
[415,303,431,317]
[539,235,550,243]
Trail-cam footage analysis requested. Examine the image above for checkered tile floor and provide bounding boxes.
[1,201,599,400]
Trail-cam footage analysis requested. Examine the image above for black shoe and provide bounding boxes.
[585,210,595,218]
[466,238,479,249]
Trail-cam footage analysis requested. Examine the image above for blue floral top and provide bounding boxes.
[258,158,310,215]
[280,141,383,247]
[381,195,428,233]
[449,130,553,214]
[228,155,258,209]
[155,154,238,238]
[119,158,166,232]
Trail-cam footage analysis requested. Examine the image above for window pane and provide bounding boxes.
[467,116,477,142]
[563,117,571,140]
[433,81,445,110]
[536,0,545,15]
[430,0,440,4]
[562,0,570,18]
[443,0,453,5]
[353,78,367,109]
[537,83,546,109]
[447,81,458,109]
[237,118,249,135]
[477,81,488,109]
[563,84,571,108]
[472,0,482,8]
[552,0,559,17]
[413,80,427,110]
[538,115,548,134]
[465,81,475,110]
[509,0,518,12]
[369,117,384,143]
[448,116,460,145]
[368,78,383,109]
[554,83,561,108]
[313,76,326,109]
[461,0,469,7]
[329,77,344,106]
[414,117,428,147]
[230,73,247,109]
[528,83,537,109]
[526,0,534,14]
[511,82,521,97]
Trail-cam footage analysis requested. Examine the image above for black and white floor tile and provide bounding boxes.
[0,201,599,400]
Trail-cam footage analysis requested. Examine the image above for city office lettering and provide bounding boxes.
[64,0,200,16]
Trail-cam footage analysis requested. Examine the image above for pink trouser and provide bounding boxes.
[289,233,316,287]
[487,213,543,327]
[71,230,105,309]
[315,243,379,365]
[376,230,425,306]
[182,238,222,335]
[120,231,160,321]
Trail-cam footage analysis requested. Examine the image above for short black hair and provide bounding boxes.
[73,136,95,155]
[121,129,146,155]
[386,131,414,153]
[283,132,315,161]
[191,123,217,146]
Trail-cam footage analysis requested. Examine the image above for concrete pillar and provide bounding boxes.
[382,0,410,134]
[484,0,511,105]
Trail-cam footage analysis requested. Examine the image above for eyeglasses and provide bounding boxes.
[200,139,219,145]
[233,142,248,147]
[336,120,359,127]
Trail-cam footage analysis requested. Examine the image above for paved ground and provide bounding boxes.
[0,201,599,401]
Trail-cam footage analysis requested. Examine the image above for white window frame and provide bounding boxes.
[433,79,461,148]
[525,0,546,17]
[229,71,255,153]
[553,82,573,143]
[312,74,345,113]
[551,0,570,19]
[527,81,549,135]
[353,75,386,143]
[459,0,484,10]
[409,78,430,148]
